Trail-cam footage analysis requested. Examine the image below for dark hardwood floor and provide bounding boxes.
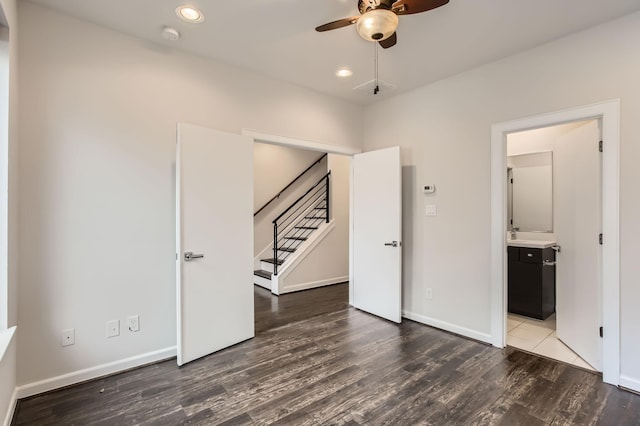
[253,283,349,334]
[12,283,640,425]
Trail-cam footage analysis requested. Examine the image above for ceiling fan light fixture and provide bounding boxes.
[355,9,398,42]
[175,5,204,23]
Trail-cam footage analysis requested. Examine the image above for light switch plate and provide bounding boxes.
[426,204,437,216]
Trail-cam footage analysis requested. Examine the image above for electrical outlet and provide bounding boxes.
[61,328,75,347]
[127,315,140,332]
[426,288,433,300]
[106,320,120,338]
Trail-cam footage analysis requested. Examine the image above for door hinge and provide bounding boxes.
[599,326,603,338]
[510,178,513,184]
[599,140,603,153]
[599,233,603,245]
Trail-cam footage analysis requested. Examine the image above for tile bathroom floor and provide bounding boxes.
[507,313,596,371]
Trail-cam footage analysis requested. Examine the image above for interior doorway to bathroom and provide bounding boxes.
[505,120,600,371]
[490,100,620,386]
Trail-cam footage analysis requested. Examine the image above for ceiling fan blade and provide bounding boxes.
[392,0,449,15]
[315,17,360,32]
[379,32,397,49]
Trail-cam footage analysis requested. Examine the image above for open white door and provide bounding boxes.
[352,146,402,323]
[555,120,601,371]
[176,123,254,366]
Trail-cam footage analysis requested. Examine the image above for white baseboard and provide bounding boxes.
[402,310,492,344]
[620,375,640,393]
[280,276,349,294]
[16,346,177,399]
[253,275,271,290]
[2,388,17,426]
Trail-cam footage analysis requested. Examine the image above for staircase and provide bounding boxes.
[254,171,331,290]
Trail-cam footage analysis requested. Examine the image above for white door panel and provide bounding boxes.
[176,123,254,366]
[555,120,601,371]
[352,147,402,323]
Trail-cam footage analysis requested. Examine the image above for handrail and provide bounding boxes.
[273,172,331,224]
[254,153,327,216]
[272,171,330,276]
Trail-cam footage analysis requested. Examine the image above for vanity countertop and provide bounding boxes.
[507,239,556,249]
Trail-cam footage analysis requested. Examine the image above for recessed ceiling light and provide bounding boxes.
[175,5,204,23]
[335,68,353,78]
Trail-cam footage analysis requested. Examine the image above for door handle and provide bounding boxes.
[184,252,204,261]
[384,241,399,247]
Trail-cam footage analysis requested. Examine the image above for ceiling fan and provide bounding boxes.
[315,0,449,49]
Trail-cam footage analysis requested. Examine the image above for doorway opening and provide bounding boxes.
[244,130,404,329]
[252,142,351,297]
[505,120,599,371]
[490,100,620,386]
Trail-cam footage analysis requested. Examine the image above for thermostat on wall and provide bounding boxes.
[423,185,436,194]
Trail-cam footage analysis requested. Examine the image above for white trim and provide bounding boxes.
[16,346,177,399]
[490,99,620,386]
[0,326,14,364]
[280,276,349,294]
[2,388,16,426]
[402,310,492,344]
[620,375,640,393]
[175,125,183,366]
[348,157,354,306]
[0,327,16,426]
[241,129,361,156]
[253,274,271,290]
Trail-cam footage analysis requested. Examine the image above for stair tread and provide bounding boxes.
[254,269,272,280]
[277,247,296,252]
[304,216,326,219]
[284,236,307,241]
[261,258,284,265]
[294,226,318,230]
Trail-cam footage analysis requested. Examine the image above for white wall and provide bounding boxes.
[17,2,362,390]
[279,154,350,292]
[253,143,327,257]
[363,11,640,386]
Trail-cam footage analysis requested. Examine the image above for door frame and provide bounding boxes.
[489,100,620,385]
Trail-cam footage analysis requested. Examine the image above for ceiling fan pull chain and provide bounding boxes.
[374,42,380,95]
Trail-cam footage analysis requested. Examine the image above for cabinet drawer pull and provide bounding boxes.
[543,260,556,266]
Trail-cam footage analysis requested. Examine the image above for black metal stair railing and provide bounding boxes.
[254,153,327,217]
[272,171,331,276]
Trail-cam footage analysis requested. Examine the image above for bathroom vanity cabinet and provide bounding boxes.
[507,245,556,320]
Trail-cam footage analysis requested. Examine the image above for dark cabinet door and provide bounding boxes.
[508,246,555,320]
[508,260,543,317]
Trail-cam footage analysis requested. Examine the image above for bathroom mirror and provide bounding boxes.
[507,151,553,233]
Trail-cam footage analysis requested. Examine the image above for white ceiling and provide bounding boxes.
[26,0,640,105]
